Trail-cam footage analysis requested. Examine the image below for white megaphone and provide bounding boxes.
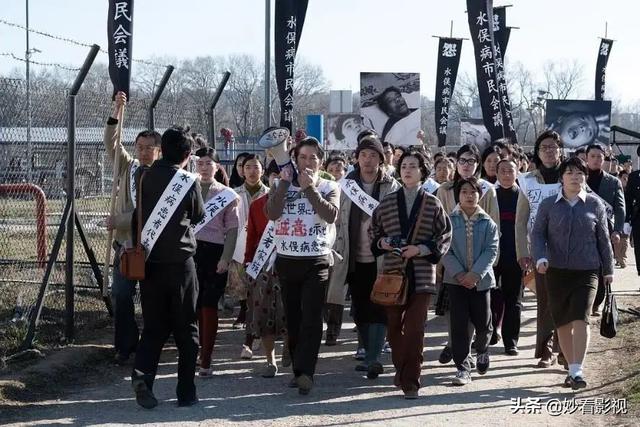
[257,126,293,171]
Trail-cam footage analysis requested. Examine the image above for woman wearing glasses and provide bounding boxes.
[515,130,565,369]
[435,144,500,365]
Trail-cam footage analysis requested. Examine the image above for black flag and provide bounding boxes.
[274,0,309,132]
[434,38,463,147]
[595,39,613,101]
[107,0,134,99]
[466,0,517,143]
[492,6,511,58]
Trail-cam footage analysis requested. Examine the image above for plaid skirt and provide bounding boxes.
[225,260,248,300]
[246,270,287,339]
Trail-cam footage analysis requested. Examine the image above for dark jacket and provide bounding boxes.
[132,159,205,263]
[625,170,640,223]
[589,170,625,233]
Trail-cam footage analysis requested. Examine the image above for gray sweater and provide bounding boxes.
[532,192,614,276]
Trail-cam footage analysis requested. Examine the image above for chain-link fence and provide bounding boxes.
[0,69,240,359]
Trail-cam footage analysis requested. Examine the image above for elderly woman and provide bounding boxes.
[532,157,614,389]
[370,149,452,399]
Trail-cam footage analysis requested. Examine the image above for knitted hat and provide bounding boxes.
[355,135,385,163]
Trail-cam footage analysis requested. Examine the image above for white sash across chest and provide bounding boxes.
[192,187,239,235]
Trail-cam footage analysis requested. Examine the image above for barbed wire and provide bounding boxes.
[0,18,167,68]
[0,52,81,72]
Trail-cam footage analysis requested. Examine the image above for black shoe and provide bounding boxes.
[297,374,313,395]
[132,378,158,409]
[563,375,572,388]
[177,397,199,407]
[325,336,337,346]
[570,375,587,390]
[476,352,490,375]
[438,346,452,364]
[505,347,519,356]
[489,333,501,346]
[366,361,384,379]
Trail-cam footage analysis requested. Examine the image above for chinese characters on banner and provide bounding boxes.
[274,0,309,132]
[595,39,613,101]
[466,0,518,143]
[434,38,463,147]
[246,222,276,280]
[191,188,240,235]
[107,0,134,99]
[492,6,511,58]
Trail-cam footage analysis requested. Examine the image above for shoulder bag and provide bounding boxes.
[600,281,618,338]
[120,172,146,281]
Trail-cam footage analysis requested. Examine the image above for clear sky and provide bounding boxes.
[1,0,639,104]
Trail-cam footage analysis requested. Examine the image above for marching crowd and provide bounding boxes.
[104,92,640,408]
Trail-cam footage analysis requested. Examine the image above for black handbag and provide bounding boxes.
[600,281,618,339]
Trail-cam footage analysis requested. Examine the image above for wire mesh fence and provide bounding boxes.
[0,72,233,359]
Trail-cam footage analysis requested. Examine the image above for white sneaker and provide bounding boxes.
[452,370,472,386]
[240,345,253,360]
[382,342,392,354]
[252,338,262,352]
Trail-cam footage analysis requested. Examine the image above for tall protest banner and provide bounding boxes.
[107,0,134,99]
[434,38,463,147]
[103,0,134,297]
[466,0,517,143]
[275,0,309,132]
[595,39,613,101]
[492,6,511,58]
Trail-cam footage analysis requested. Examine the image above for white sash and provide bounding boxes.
[340,179,379,217]
[520,175,561,232]
[246,221,277,279]
[479,178,493,198]
[422,178,440,194]
[129,160,140,203]
[140,170,198,257]
[192,187,240,235]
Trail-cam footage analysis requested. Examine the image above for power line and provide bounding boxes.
[0,18,167,68]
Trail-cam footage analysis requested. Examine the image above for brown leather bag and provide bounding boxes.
[120,172,146,281]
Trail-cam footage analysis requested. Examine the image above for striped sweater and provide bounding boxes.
[370,187,452,294]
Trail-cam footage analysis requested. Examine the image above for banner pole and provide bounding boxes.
[102,105,125,297]
[450,20,453,38]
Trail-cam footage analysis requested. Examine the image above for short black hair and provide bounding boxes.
[585,143,605,156]
[334,116,362,141]
[533,130,564,167]
[558,156,588,177]
[135,130,161,146]
[496,158,518,172]
[161,126,193,164]
[382,141,395,151]
[397,149,430,180]
[324,155,347,171]
[574,146,587,155]
[294,137,325,162]
[454,176,483,200]
[195,147,219,162]
[242,153,264,169]
[481,145,502,178]
[376,86,402,115]
[454,144,481,181]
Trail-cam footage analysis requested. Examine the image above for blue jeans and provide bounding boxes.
[112,251,139,355]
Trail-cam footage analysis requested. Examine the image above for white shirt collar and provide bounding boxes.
[555,188,587,204]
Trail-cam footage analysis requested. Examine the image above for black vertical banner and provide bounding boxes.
[595,38,613,101]
[492,6,509,58]
[466,0,517,143]
[107,0,134,99]
[274,0,309,132]
[434,38,463,147]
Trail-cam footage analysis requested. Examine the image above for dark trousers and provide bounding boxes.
[534,271,556,359]
[634,217,640,275]
[495,261,523,349]
[323,303,344,339]
[133,257,199,401]
[348,262,386,325]
[276,255,330,378]
[447,284,492,373]
[386,293,430,392]
[111,249,139,356]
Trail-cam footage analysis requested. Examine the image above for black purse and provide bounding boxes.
[600,281,618,339]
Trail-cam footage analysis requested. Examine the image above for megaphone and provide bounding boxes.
[257,127,293,170]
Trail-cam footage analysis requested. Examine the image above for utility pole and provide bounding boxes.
[264,0,271,129]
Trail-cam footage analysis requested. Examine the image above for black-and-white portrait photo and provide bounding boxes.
[545,100,611,148]
[460,118,491,152]
[326,114,367,150]
[360,72,421,146]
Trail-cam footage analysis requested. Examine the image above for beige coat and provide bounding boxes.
[515,169,547,260]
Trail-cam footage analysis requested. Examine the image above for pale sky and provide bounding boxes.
[2,0,639,104]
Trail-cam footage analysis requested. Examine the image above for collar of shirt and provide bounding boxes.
[555,188,587,204]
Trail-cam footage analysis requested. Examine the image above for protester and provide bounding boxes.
[625,163,640,277]
[494,159,523,355]
[435,144,500,364]
[382,141,396,176]
[104,91,161,365]
[585,144,625,315]
[615,170,630,268]
[371,149,452,398]
[434,157,455,185]
[327,135,401,379]
[324,155,348,181]
[532,157,614,389]
[131,126,205,409]
[573,147,587,163]
[393,145,406,168]
[481,145,501,184]
[193,148,240,377]
[515,130,564,368]
[228,154,269,358]
[244,160,288,378]
[442,177,498,386]
[266,137,340,395]
[229,152,250,188]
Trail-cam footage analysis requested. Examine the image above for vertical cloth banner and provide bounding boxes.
[595,38,614,101]
[492,6,511,58]
[274,0,309,132]
[107,0,134,99]
[434,38,463,147]
[466,0,517,143]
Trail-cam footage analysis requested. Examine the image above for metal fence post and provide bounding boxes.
[147,65,174,130]
[208,71,231,151]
